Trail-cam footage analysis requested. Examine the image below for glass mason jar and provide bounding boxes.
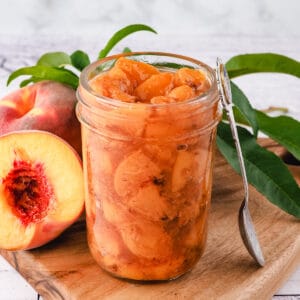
[76,52,221,281]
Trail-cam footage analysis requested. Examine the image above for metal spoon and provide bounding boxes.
[215,58,265,267]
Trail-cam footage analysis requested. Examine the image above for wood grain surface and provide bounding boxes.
[1,139,300,300]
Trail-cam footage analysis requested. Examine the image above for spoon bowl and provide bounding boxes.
[239,199,265,266]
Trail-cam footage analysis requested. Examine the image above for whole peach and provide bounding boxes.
[0,81,81,155]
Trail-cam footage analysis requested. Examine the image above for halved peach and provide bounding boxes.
[0,130,84,250]
[0,81,82,155]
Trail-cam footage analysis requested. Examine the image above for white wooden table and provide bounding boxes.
[0,34,299,300]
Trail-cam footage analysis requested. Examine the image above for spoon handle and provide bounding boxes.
[215,58,249,204]
[224,107,249,204]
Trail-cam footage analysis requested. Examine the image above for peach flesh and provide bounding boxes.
[0,130,85,250]
[2,159,53,226]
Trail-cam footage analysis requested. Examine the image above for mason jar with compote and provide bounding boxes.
[76,52,221,281]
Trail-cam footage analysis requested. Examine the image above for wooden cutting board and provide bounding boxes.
[1,139,300,300]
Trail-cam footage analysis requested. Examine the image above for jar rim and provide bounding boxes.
[79,51,218,108]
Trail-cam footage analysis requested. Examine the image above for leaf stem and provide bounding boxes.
[260,106,289,114]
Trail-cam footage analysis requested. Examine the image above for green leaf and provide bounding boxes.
[20,76,41,87]
[151,62,193,69]
[122,47,132,53]
[217,122,300,218]
[70,50,91,71]
[37,52,71,68]
[256,110,300,161]
[7,66,79,89]
[230,81,258,136]
[98,24,157,59]
[222,107,251,127]
[226,53,300,78]
[227,109,300,162]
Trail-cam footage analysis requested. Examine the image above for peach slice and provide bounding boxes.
[101,197,173,260]
[126,185,174,221]
[92,215,123,258]
[171,150,195,192]
[172,140,211,193]
[0,130,84,250]
[102,197,127,225]
[106,104,149,137]
[120,219,173,260]
[114,150,161,197]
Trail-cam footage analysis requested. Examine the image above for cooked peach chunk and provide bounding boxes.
[89,67,134,100]
[168,85,195,102]
[114,150,161,197]
[110,89,137,103]
[174,68,210,94]
[134,73,174,102]
[89,59,211,104]
[115,57,159,87]
[150,96,176,104]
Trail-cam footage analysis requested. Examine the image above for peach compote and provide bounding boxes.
[77,53,221,281]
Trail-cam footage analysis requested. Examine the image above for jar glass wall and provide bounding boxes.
[76,52,221,281]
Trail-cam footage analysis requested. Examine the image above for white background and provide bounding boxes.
[0,0,299,299]
[0,0,299,37]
